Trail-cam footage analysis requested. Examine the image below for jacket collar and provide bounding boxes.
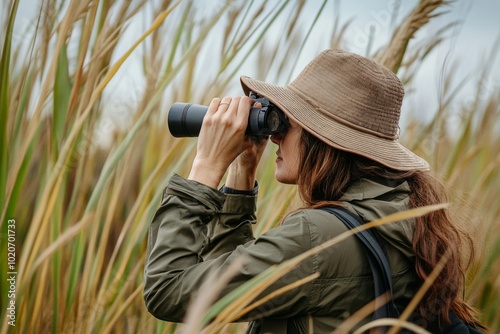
[340,177,415,260]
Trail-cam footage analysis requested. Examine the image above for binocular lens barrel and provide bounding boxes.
[168,103,208,137]
[167,101,288,138]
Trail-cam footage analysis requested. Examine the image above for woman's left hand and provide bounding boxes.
[225,102,268,190]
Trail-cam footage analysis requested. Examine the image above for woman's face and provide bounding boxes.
[270,117,302,184]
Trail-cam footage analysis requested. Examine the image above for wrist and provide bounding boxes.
[225,163,257,190]
[188,159,226,189]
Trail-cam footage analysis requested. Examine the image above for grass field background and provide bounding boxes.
[1,0,499,333]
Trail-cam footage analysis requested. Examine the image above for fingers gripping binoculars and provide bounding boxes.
[167,92,289,138]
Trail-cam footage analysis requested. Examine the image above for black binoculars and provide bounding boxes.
[167,92,289,139]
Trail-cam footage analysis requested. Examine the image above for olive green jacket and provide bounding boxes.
[144,174,420,333]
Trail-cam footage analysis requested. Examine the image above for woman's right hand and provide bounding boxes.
[188,96,254,189]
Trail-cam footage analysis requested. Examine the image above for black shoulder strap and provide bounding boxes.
[321,207,484,334]
[320,207,400,320]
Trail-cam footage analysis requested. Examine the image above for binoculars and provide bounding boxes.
[167,92,289,139]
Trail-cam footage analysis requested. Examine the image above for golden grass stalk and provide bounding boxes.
[331,295,388,334]
[17,0,180,291]
[355,318,431,334]
[181,256,248,334]
[1,0,84,223]
[387,248,452,334]
[101,284,145,334]
[28,213,94,280]
[376,0,448,73]
[230,273,320,321]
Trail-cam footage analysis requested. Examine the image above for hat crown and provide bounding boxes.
[289,49,403,139]
[239,49,430,171]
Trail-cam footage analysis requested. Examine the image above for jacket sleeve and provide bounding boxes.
[201,185,258,260]
[143,174,315,323]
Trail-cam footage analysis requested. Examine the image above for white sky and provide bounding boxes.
[9,0,500,128]
[273,0,500,124]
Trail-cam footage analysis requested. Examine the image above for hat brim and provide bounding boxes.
[241,75,429,171]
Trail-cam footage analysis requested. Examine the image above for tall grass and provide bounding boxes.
[0,0,498,333]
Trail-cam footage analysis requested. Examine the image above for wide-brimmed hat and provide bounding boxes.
[240,49,429,171]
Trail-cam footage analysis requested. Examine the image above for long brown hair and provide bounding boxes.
[296,130,485,329]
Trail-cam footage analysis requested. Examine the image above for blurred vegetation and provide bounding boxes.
[0,0,498,333]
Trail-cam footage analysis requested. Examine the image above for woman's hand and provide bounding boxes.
[224,138,268,191]
[225,102,268,190]
[188,96,257,188]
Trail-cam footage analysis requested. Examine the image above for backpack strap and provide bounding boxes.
[320,207,484,334]
[320,207,400,320]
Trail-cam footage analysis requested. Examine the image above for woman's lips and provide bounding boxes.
[276,152,282,162]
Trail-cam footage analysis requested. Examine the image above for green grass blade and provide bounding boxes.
[0,0,20,217]
[53,43,72,154]
[0,0,20,327]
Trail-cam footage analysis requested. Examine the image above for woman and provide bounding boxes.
[144,49,484,333]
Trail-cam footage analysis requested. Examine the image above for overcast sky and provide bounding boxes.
[279,0,500,123]
[9,0,500,126]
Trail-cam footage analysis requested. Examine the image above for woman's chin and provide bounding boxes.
[274,172,297,185]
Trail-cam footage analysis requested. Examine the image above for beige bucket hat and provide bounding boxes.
[240,49,429,171]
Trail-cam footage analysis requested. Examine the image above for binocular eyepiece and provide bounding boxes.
[167,92,289,139]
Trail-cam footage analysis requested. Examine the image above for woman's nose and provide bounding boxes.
[270,132,283,144]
